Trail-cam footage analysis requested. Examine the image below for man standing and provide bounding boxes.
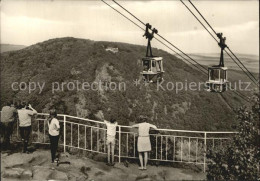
[17,102,37,153]
[1,101,18,150]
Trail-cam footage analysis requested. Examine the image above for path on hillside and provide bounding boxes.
[1,149,205,181]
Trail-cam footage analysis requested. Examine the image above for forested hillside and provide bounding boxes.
[1,37,256,131]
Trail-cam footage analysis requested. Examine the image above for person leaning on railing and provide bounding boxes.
[47,109,60,164]
[132,116,158,170]
[0,100,18,150]
[17,102,37,153]
[104,118,118,166]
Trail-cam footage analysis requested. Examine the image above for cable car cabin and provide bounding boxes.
[141,57,164,83]
[206,66,228,93]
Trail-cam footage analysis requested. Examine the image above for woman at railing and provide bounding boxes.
[132,116,158,170]
[47,109,60,164]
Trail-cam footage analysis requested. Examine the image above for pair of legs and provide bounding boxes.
[107,142,115,165]
[19,126,31,153]
[49,135,59,162]
[2,122,14,149]
[138,152,148,170]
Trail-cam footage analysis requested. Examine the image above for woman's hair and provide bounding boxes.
[21,101,27,108]
[109,118,116,124]
[138,115,148,123]
[49,109,57,118]
[6,100,13,106]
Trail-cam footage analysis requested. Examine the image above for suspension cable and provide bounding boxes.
[227,84,250,103]
[224,50,259,86]
[180,0,253,100]
[227,47,259,83]
[186,0,259,86]
[111,0,208,72]
[112,0,145,26]
[101,0,145,31]
[102,0,207,75]
[154,37,208,75]
[180,0,218,43]
[101,0,250,102]
[188,0,217,35]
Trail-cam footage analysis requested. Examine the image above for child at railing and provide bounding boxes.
[104,118,118,166]
[47,109,60,164]
[132,116,157,170]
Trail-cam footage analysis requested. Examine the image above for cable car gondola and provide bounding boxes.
[206,33,228,92]
[140,23,164,83]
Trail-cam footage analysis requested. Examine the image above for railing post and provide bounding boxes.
[126,133,129,156]
[104,129,106,152]
[156,135,158,160]
[134,133,136,157]
[181,137,183,162]
[71,123,73,146]
[161,136,163,160]
[85,126,87,150]
[17,120,19,137]
[188,137,191,162]
[196,138,198,164]
[44,120,46,143]
[204,132,207,173]
[91,127,93,150]
[38,121,40,142]
[166,136,168,160]
[118,126,121,163]
[78,124,80,148]
[63,115,66,153]
[97,128,99,152]
[173,136,175,161]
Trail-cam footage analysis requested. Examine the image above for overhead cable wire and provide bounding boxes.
[101,0,145,31]
[102,0,250,102]
[224,50,259,86]
[112,0,146,26]
[181,0,253,100]
[154,37,208,75]
[186,0,259,86]
[180,0,218,43]
[111,0,208,72]
[102,0,207,75]
[188,0,217,35]
[227,47,259,84]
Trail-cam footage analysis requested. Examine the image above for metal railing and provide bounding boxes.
[10,113,236,172]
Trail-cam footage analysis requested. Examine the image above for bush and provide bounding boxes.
[207,93,260,180]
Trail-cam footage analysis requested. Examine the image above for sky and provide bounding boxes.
[1,0,259,55]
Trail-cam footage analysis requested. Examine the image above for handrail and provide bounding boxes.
[8,112,237,173]
[37,113,106,125]
[37,113,237,134]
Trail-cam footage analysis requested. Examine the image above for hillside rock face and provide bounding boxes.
[1,150,205,180]
[0,37,248,131]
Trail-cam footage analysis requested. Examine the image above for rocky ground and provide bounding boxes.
[1,149,205,181]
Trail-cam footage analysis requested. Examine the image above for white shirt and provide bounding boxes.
[133,122,157,137]
[104,120,118,136]
[1,106,17,123]
[48,118,60,136]
[18,108,37,127]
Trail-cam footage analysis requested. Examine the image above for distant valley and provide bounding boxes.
[1,44,27,53]
[189,53,259,73]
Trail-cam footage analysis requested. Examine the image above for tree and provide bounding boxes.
[207,93,260,180]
